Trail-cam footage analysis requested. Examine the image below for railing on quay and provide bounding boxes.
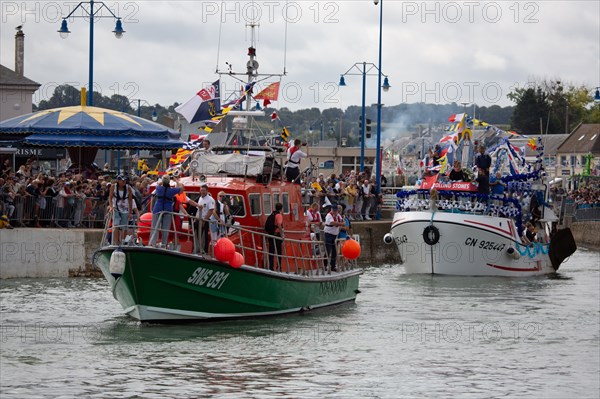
[300,186,405,220]
[0,194,152,228]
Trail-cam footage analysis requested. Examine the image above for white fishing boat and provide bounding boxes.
[385,133,576,276]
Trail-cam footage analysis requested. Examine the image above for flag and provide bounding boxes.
[281,126,291,142]
[506,130,529,138]
[448,113,465,123]
[527,138,537,151]
[198,83,254,133]
[148,161,161,175]
[271,111,278,121]
[254,82,280,107]
[169,149,191,166]
[183,141,203,151]
[175,80,221,124]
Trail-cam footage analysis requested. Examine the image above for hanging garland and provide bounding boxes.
[395,190,525,236]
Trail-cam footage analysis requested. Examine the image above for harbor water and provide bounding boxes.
[1,249,599,398]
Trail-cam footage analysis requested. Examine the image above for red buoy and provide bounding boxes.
[342,239,361,260]
[214,238,235,262]
[229,252,244,268]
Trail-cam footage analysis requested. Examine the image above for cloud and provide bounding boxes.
[1,1,598,112]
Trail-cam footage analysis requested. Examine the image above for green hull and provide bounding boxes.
[94,247,362,321]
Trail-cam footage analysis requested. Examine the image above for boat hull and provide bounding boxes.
[390,211,557,276]
[94,247,361,321]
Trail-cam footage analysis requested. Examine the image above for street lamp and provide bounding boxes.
[339,62,390,172]
[374,0,384,219]
[58,0,125,106]
[131,99,158,121]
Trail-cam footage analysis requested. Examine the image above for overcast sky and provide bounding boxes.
[1,1,598,113]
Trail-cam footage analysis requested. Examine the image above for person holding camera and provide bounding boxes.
[285,139,307,183]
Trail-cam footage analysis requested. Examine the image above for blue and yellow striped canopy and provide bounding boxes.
[0,105,184,150]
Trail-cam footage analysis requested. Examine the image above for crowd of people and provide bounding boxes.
[302,170,388,221]
[565,184,600,207]
[0,157,156,229]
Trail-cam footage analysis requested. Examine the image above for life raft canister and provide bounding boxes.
[109,248,126,277]
[423,225,440,246]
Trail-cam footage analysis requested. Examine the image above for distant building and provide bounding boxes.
[555,123,600,178]
[0,27,40,121]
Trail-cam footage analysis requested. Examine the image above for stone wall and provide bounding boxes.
[1,220,593,278]
[570,221,600,250]
[352,221,400,265]
[0,223,401,278]
[0,229,103,278]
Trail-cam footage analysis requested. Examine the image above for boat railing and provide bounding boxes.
[101,210,357,275]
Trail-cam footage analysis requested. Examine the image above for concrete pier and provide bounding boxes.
[1,220,596,278]
[0,222,400,278]
[0,229,103,278]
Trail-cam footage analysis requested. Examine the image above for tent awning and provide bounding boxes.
[20,134,184,150]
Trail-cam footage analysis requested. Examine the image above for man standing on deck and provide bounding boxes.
[285,139,307,183]
[197,184,216,254]
[475,145,492,175]
[323,204,345,272]
[265,202,284,271]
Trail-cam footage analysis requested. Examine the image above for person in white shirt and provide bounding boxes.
[323,204,345,272]
[198,184,216,254]
[285,139,308,183]
[210,191,230,246]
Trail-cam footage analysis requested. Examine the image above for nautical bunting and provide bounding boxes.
[254,82,280,107]
[176,80,221,124]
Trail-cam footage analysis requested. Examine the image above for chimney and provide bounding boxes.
[15,27,24,77]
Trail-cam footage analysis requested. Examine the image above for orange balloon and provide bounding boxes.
[342,239,361,260]
[229,252,244,268]
[214,238,235,262]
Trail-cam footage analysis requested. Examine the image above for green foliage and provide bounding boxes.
[35,84,523,143]
[508,79,598,134]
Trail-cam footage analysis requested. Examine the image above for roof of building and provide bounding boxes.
[0,64,40,87]
[556,124,600,155]
[524,134,569,157]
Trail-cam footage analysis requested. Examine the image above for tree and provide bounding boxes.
[508,86,549,135]
[37,84,81,110]
[508,79,595,134]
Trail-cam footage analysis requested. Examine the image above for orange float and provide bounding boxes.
[229,252,244,268]
[214,238,235,262]
[342,239,361,260]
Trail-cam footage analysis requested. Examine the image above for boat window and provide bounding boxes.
[282,192,290,214]
[222,194,246,218]
[249,194,261,216]
[273,193,280,207]
[263,193,272,215]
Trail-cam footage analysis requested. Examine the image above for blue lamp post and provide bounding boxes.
[58,0,125,106]
[339,63,390,172]
[374,0,385,220]
[594,87,600,103]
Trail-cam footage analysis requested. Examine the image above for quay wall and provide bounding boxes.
[570,221,600,250]
[1,221,595,278]
[0,229,103,278]
[0,222,400,279]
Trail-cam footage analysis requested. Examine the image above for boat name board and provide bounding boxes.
[465,237,506,251]
[320,279,348,296]
[187,267,229,290]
